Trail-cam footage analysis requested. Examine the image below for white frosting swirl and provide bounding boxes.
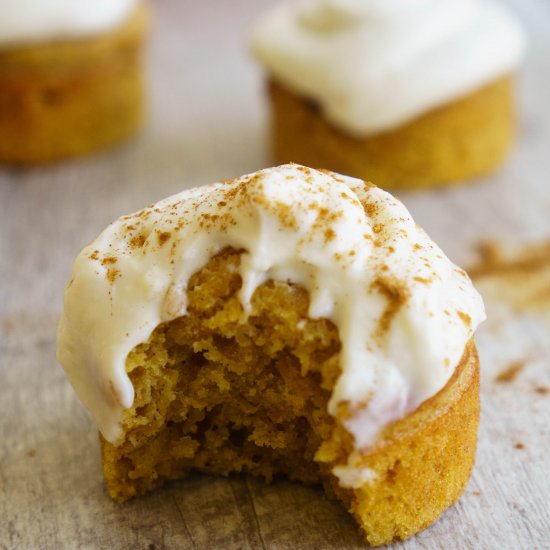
[57,165,485,468]
[252,0,526,136]
[0,0,138,46]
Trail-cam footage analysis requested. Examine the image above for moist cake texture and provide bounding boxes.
[58,165,485,544]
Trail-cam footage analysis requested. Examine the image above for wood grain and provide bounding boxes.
[1,0,549,548]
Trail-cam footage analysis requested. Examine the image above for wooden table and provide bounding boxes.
[1,1,549,548]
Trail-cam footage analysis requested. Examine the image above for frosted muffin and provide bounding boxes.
[0,0,148,165]
[252,0,526,190]
[57,164,485,545]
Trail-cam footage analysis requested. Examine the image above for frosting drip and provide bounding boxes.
[0,0,138,46]
[252,0,526,136]
[57,165,485,477]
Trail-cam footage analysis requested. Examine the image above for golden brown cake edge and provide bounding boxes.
[270,76,516,190]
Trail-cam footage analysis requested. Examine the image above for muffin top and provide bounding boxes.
[252,0,526,136]
[0,0,138,46]
[57,164,485,445]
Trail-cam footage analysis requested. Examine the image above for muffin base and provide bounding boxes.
[100,248,479,546]
[0,3,148,165]
[270,77,515,190]
[329,341,479,545]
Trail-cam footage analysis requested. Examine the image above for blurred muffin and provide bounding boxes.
[0,0,148,165]
[57,164,485,545]
[252,0,526,189]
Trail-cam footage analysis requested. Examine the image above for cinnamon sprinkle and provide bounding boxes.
[129,234,146,249]
[157,231,171,246]
[101,256,117,266]
[324,228,336,242]
[106,268,120,284]
[456,311,472,327]
[495,361,525,383]
[372,276,410,337]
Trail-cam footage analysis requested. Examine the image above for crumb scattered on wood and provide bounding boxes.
[470,241,503,275]
[26,449,36,458]
[468,240,550,313]
[495,361,525,383]
[2,318,15,334]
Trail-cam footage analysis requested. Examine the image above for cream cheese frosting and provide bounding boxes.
[0,0,138,46]
[57,164,485,476]
[251,0,526,136]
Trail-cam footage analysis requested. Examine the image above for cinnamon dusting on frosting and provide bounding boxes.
[129,234,146,249]
[457,311,472,327]
[57,164,485,463]
[372,276,410,337]
[157,231,171,246]
[101,256,118,266]
[106,268,120,284]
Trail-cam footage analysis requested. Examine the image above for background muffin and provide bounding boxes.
[252,0,526,189]
[0,0,148,165]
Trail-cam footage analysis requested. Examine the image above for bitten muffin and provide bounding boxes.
[57,165,485,545]
[0,0,148,165]
[252,0,526,190]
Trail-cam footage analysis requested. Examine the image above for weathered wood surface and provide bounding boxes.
[1,0,549,548]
